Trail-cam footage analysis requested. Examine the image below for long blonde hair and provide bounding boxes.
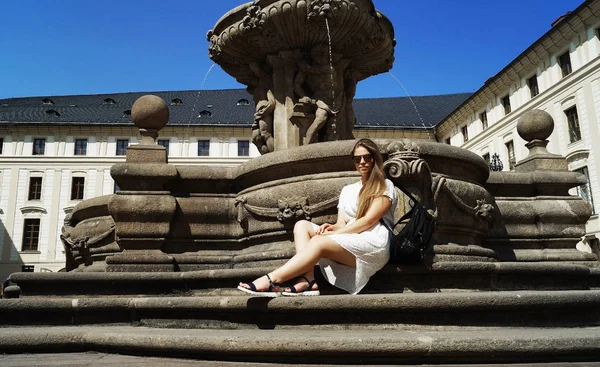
[353,139,386,219]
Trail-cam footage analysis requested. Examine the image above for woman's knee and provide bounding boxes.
[294,220,312,234]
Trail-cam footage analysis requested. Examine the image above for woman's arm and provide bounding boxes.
[329,196,391,235]
[317,208,346,235]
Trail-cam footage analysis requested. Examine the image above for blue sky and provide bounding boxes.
[0,0,583,99]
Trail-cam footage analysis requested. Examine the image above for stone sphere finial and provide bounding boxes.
[131,95,169,132]
[517,110,554,142]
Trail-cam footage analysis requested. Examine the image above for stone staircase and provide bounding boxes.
[2,266,600,364]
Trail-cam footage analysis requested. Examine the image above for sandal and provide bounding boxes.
[237,274,282,297]
[282,276,320,297]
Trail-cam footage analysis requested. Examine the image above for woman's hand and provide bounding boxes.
[316,223,335,235]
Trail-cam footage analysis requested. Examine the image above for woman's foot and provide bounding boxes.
[237,274,282,297]
[282,276,320,296]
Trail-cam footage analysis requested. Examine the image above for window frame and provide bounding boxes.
[528,75,539,98]
[33,138,46,155]
[505,140,516,171]
[22,218,41,252]
[501,95,511,115]
[479,111,488,130]
[461,125,469,143]
[558,51,572,77]
[575,166,595,214]
[74,138,88,156]
[198,140,210,156]
[565,106,582,143]
[28,176,43,201]
[71,176,85,201]
[237,140,250,157]
[116,139,129,156]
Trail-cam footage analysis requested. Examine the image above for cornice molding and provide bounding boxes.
[20,206,47,215]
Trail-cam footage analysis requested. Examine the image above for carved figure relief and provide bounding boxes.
[248,61,275,154]
[293,44,352,144]
[277,198,311,222]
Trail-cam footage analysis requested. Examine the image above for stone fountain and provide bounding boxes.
[2,0,600,364]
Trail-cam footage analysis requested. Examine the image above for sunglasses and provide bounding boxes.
[352,153,373,164]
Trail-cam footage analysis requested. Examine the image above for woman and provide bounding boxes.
[238,138,398,296]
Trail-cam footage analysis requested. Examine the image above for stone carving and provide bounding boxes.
[307,0,341,19]
[475,200,495,222]
[248,61,275,154]
[277,198,310,222]
[60,213,117,271]
[235,195,338,226]
[242,3,266,31]
[206,30,220,59]
[432,176,495,224]
[293,44,352,144]
[384,140,434,208]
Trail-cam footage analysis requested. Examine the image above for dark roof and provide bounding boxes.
[0,89,471,129]
[353,93,472,129]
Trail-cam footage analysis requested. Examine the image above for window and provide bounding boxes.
[171,98,183,105]
[28,177,43,201]
[444,138,451,145]
[71,177,85,200]
[480,112,488,130]
[74,139,87,155]
[198,140,210,156]
[482,153,490,167]
[45,109,60,117]
[21,265,35,272]
[461,125,469,143]
[114,182,120,193]
[575,167,595,214]
[565,106,582,143]
[33,138,46,155]
[505,140,516,171]
[528,75,539,98]
[158,139,170,154]
[237,98,250,105]
[558,51,572,77]
[238,140,250,156]
[103,98,116,105]
[198,110,212,118]
[116,139,129,156]
[22,219,40,251]
[502,95,511,115]
[42,98,54,105]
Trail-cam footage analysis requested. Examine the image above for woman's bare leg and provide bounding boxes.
[288,220,321,291]
[239,235,355,292]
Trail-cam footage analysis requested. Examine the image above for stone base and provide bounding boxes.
[1,324,600,364]
[106,251,175,272]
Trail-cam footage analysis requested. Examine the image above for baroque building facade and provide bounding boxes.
[437,0,600,253]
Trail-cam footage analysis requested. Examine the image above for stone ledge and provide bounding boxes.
[0,325,599,364]
[2,290,600,328]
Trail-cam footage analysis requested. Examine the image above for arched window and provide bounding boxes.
[198,110,212,118]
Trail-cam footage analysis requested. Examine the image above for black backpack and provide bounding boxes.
[380,185,436,264]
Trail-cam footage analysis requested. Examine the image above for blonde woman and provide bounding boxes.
[238,138,398,296]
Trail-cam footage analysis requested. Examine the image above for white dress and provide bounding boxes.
[317,179,398,294]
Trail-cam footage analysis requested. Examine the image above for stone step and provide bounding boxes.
[8,262,600,297]
[0,325,599,364]
[2,290,600,328]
